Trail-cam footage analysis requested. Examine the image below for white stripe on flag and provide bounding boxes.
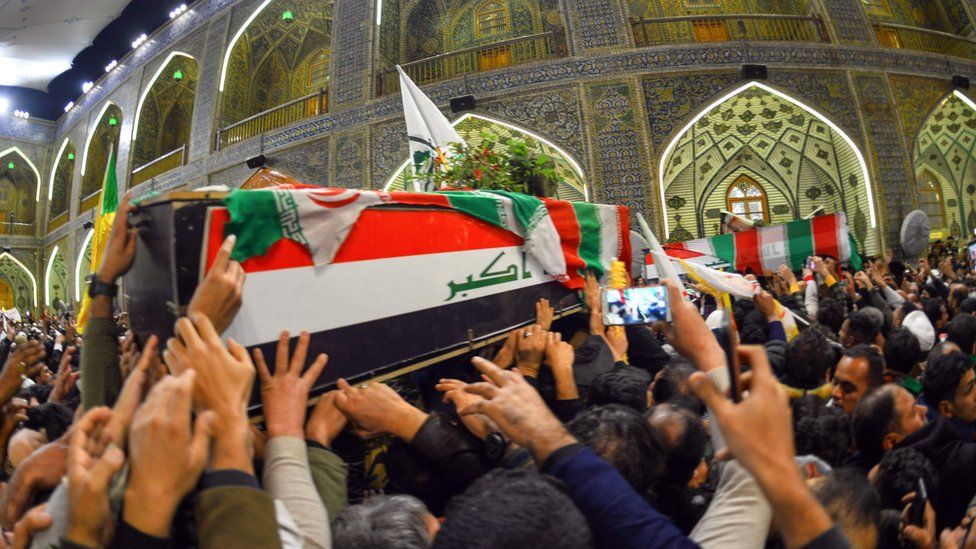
[596,205,621,270]
[682,238,717,257]
[225,246,547,347]
[759,224,788,273]
[838,212,852,260]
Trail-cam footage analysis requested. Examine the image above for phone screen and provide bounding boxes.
[602,287,670,326]
[910,478,928,526]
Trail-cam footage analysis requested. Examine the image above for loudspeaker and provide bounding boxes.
[741,64,768,80]
[953,75,970,89]
[82,221,94,230]
[450,95,476,113]
[246,155,267,169]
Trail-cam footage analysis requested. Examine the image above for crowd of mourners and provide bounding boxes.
[2,197,976,548]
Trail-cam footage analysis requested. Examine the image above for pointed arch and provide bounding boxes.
[49,138,71,201]
[219,0,276,92]
[81,102,119,177]
[75,229,94,301]
[383,113,588,201]
[133,51,196,141]
[0,147,42,202]
[45,245,60,307]
[0,253,37,309]
[658,81,876,238]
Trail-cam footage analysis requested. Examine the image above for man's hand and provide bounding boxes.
[0,437,68,528]
[584,272,605,336]
[0,342,44,403]
[662,279,724,372]
[545,332,579,401]
[491,330,519,370]
[49,347,78,404]
[95,192,137,284]
[66,407,125,548]
[254,331,328,439]
[187,235,245,335]
[515,324,547,378]
[755,291,778,320]
[10,503,52,549]
[812,256,829,277]
[535,298,554,331]
[125,371,214,538]
[689,345,834,548]
[854,271,874,290]
[436,378,498,440]
[602,327,628,363]
[777,265,798,288]
[901,493,936,549]
[305,391,347,448]
[334,380,428,442]
[164,315,254,473]
[0,399,28,440]
[460,357,576,463]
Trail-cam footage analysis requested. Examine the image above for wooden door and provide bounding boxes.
[478,45,513,71]
[692,21,730,43]
[877,29,902,48]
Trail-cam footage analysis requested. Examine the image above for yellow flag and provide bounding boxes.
[76,145,119,333]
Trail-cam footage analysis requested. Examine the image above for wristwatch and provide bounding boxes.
[88,279,118,298]
[485,431,509,463]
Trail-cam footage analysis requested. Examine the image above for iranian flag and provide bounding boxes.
[223,188,630,290]
[669,213,860,274]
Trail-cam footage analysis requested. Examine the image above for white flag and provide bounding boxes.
[397,66,465,192]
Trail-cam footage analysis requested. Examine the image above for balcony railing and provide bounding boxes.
[376,30,568,96]
[631,14,829,47]
[1,221,33,237]
[874,22,976,59]
[131,144,186,187]
[216,88,328,150]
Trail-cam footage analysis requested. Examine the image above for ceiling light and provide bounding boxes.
[170,3,189,19]
[64,101,75,112]
[173,69,183,81]
[82,81,94,93]
[67,153,75,161]
[7,162,14,170]
[131,33,148,49]
[13,110,29,119]
[109,117,118,126]
[105,60,118,73]
[282,10,294,21]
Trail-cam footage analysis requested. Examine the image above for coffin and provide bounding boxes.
[125,191,586,408]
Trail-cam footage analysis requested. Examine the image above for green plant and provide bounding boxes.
[407,132,559,196]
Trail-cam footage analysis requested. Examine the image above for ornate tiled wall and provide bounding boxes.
[564,0,632,52]
[888,74,952,151]
[853,73,915,249]
[330,132,369,188]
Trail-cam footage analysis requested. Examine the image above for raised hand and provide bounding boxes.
[490,330,520,369]
[95,191,138,284]
[187,235,246,334]
[101,336,158,452]
[535,298,554,331]
[901,492,936,549]
[66,407,125,548]
[661,279,724,372]
[125,371,214,538]
[10,504,52,549]
[515,324,547,378]
[460,357,575,463]
[253,331,329,438]
[602,327,628,363]
[0,342,45,403]
[49,347,78,404]
[435,378,498,441]
[305,391,347,448]
[545,332,578,400]
[0,436,68,528]
[334,380,428,442]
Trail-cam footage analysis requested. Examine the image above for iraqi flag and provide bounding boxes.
[397,66,465,192]
[222,188,630,290]
[671,213,859,274]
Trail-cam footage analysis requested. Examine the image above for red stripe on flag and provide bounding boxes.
[734,230,763,274]
[811,215,840,260]
[543,200,587,289]
[618,206,632,275]
[205,207,524,274]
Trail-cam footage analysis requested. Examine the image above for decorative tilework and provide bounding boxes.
[854,73,914,249]
[888,74,951,149]
[273,139,330,186]
[332,0,372,107]
[564,0,629,51]
[331,132,368,188]
[816,0,873,44]
[585,80,651,222]
[371,120,408,185]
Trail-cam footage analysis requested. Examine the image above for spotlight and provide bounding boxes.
[105,60,118,73]
[450,95,476,113]
[169,4,189,19]
[953,75,970,90]
[13,110,29,119]
[82,81,94,93]
[246,155,267,169]
[131,33,148,49]
[64,101,75,112]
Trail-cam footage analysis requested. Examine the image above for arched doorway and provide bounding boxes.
[0,253,38,311]
[80,103,122,213]
[658,81,877,253]
[45,245,69,310]
[383,113,587,201]
[131,52,199,186]
[0,147,41,237]
[75,229,94,304]
[0,279,12,310]
[48,139,75,224]
[912,90,976,240]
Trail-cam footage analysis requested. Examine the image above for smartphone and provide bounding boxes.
[910,478,928,526]
[720,310,741,402]
[805,256,816,270]
[602,286,670,326]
